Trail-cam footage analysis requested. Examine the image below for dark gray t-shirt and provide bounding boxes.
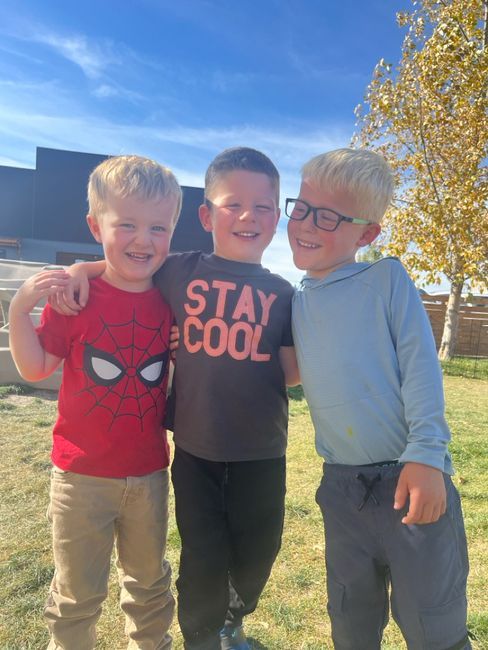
[154,252,294,462]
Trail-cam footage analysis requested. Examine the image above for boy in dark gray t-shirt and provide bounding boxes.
[56,147,299,650]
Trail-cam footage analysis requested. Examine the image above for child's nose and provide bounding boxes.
[134,228,151,245]
[239,208,256,221]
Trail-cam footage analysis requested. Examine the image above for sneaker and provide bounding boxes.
[219,624,251,650]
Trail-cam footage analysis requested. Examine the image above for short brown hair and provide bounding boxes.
[205,147,280,203]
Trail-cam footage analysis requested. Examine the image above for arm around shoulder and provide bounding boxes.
[49,259,105,315]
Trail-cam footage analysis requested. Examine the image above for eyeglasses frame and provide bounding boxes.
[285,198,373,232]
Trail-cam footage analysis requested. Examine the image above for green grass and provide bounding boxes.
[0,383,33,398]
[0,377,487,649]
[441,356,488,381]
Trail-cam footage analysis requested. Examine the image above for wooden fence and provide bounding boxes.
[421,294,488,358]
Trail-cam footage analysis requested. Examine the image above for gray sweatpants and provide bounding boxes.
[316,463,470,650]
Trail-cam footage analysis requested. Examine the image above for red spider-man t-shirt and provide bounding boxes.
[37,277,172,478]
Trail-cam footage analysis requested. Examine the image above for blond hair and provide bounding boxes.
[88,155,182,224]
[301,148,394,223]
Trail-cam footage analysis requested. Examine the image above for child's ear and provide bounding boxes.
[86,214,102,243]
[358,223,381,247]
[198,203,213,232]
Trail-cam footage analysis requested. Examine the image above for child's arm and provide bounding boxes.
[279,346,300,387]
[49,260,105,315]
[389,262,451,524]
[9,270,67,380]
[394,462,446,525]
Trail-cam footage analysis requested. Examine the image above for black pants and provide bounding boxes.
[172,446,286,650]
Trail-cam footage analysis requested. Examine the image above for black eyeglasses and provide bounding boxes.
[285,198,373,232]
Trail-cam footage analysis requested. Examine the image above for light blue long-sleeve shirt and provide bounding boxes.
[292,258,453,474]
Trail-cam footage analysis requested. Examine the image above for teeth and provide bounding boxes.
[235,232,257,238]
[128,253,150,259]
[297,239,319,249]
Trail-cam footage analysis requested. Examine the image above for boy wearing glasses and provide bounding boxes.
[286,148,470,649]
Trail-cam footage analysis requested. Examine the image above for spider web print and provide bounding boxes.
[75,310,169,431]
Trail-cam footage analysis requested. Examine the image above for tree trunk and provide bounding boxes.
[438,281,464,361]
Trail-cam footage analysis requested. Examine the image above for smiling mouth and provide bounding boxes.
[127,252,152,261]
[296,238,320,249]
[234,232,259,239]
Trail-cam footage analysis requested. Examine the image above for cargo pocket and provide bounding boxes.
[420,593,468,648]
[327,578,366,648]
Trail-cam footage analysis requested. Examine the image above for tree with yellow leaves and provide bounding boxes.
[354,0,488,359]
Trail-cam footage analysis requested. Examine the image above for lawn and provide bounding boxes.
[441,356,488,381]
[0,376,486,649]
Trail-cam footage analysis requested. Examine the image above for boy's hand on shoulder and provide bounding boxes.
[394,462,446,525]
[48,263,90,316]
[11,269,71,314]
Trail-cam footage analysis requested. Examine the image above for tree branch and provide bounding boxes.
[417,93,444,211]
[437,0,477,45]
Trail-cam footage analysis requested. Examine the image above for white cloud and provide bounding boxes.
[0,79,351,181]
[0,17,151,97]
[0,154,32,168]
[34,32,111,78]
[92,83,145,103]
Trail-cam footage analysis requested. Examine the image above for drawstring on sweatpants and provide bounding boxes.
[356,473,381,511]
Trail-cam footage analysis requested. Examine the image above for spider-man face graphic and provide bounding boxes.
[76,312,169,431]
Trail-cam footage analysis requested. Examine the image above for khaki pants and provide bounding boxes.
[45,467,174,650]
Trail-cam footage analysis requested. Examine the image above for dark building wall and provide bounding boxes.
[33,147,108,244]
[172,186,211,253]
[0,146,212,260]
[0,165,35,238]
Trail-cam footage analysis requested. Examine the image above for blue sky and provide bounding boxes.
[0,0,413,285]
